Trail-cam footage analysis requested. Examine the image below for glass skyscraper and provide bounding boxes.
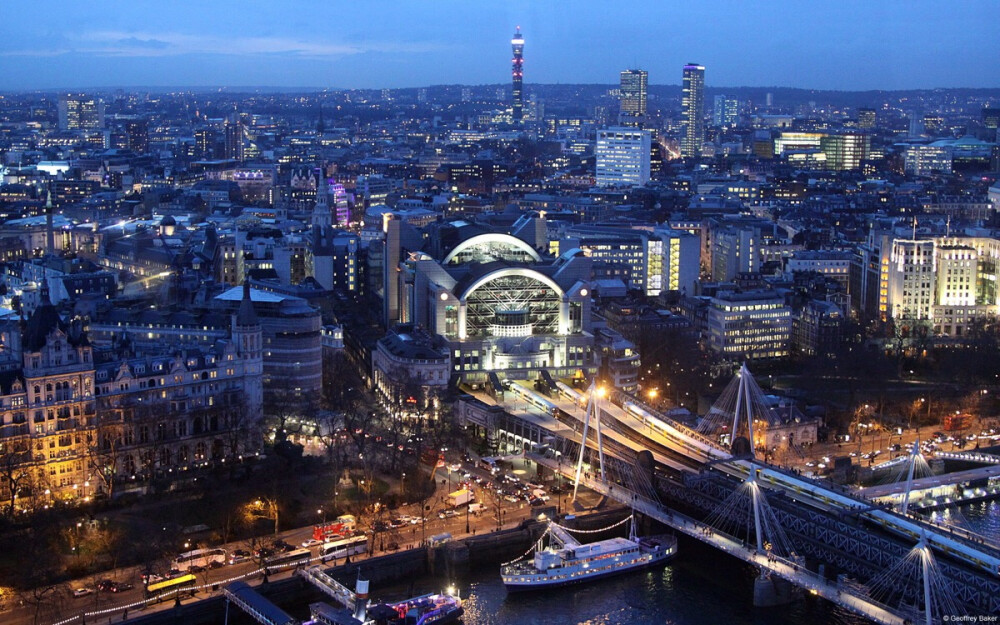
[681,63,705,158]
[619,69,647,128]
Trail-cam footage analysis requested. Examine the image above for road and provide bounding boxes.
[6,459,602,625]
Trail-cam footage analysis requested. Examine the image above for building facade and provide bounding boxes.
[595,127,651,187]
[705,290,792,360]
[619,69,648,128]
[681,64,706,158]
[0,283,263,509]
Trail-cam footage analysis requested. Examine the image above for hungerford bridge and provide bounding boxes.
[466,365,1000,625]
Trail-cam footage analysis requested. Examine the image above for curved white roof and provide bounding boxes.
[442,233,542,265]
[458,266,563,301]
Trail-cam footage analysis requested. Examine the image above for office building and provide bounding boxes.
[562,224,700,296]
[704,289,791,360]
[887,239,936,321]
[820,132,869,170]
[922,115,945,136]
[903,144,953,176]
[982,108,1000,130]
[681,63,705,158]
[857,108,876,129]
[57,94,105,131]
[511,27,525,123]
[619,69,648,128]
[124,119,149,154]
[711,225,760,281]
[225,120,245,162]
[595,127,651,187]
[849,227,893,322]
[713,95,739,128]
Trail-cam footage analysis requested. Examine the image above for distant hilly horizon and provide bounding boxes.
[5,84,1000,96]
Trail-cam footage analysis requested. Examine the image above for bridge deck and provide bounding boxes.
[223,581,297,625]
[860,464,1000,498]
[296,566,356,609]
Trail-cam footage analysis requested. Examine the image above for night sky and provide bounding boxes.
[2,0,998,91]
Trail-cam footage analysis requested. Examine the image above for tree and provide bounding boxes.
[479,481,507,533]
[243,497,280,535]
[263,388,308,444]
[0,440,34,517]
[12,524,66,625]
[87,417,126,500]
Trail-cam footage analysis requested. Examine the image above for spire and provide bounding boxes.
[312,166,331,228]
[45,188,55,256]
[235,280,259,327]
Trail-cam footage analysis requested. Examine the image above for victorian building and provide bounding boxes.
[0,281,263,509]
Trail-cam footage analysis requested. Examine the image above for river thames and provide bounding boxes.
[367,501,998,625]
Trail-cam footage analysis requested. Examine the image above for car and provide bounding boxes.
[373,521,389,532]
[73,588,94,598]
[141,573,165,584]
[301,539,323,548]
[448,463,462,472]
[389,518,407,529]
[228,554,249,565]
[438,509,457,519]
[271,539,293,552]
[96,580,114,592]
[188,565,206,574]
[109,582,133,593]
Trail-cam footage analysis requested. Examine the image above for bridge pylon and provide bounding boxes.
[698,363,774,458]
[572,380,607,504]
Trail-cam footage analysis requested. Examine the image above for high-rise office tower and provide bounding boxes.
[195,129,216,159]
[619,69,648,128]
[57,94,105,131]
[713,95,739,128]
[922,115,944,136]
[681,64,705,158]
[125,119,149,154]
[857,108,876,129]
[511,27,524,123]
[595,127,651,187]
[983,108,1000,130]
[225,120,245,162]
[908,111,924,137]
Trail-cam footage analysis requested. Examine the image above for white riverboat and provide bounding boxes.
[501,515,677,591]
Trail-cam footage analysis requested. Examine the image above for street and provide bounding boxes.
[5,457,602,625]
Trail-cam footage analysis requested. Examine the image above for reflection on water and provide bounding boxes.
[369,504,998,625]
[376,538,866,625]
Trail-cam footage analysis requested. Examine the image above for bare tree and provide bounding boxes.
[87,418,126,500]
[0,440,33,517]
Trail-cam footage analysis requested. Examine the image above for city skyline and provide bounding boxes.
[1,0,999,91]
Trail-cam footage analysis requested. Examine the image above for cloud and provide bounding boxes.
[115,37,171,50]
[0,30,442,59]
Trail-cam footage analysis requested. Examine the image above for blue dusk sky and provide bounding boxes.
[1,0,997,91]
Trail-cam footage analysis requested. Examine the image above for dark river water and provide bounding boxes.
[366,502,997,625]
